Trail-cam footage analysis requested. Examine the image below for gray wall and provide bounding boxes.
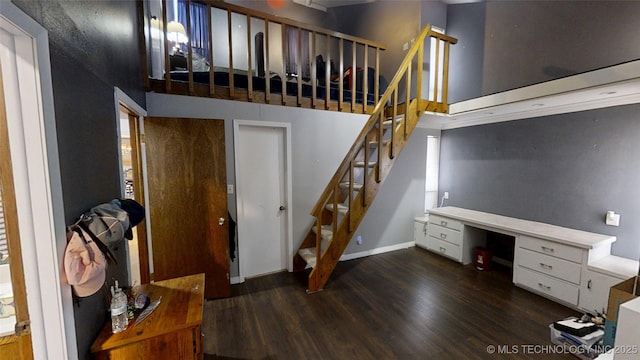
[12,1,145,359]
[446,2,486,103]
[439,104,640,261]
[440,0,640,262]
[446,1,640,102]
[328,0,422,83]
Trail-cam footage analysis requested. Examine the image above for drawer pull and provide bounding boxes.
[539,263,553,270]
[439,247,446,253]
[538,283,551,291]
[440,220,448,227]
[439,233,447,239]
[587,279,592,290]
[541,246,555,253]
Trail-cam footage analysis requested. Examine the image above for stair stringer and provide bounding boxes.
[305,98,429,292]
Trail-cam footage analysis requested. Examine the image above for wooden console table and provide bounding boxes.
[91,273,205,360]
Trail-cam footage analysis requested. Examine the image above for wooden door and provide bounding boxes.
[144,117,229,298]
[0,61,33,360]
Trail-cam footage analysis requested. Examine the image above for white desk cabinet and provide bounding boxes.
[514,235,585,306]
[413,217,429,249]
[426,207,638,312]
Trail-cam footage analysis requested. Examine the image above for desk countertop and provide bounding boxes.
[91,273,205,353]
[428,207,616,250]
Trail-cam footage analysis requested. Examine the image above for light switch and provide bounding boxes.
[227,185,234,194]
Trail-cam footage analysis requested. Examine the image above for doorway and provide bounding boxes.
[115,90,148,286]
[234,120,293,281]
[144,117,230,298]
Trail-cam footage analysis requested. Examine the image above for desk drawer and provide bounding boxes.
[429,215,463,232]
[428,236,461,262]
[427,224,462,246]
[517,247,581,284]
[515,266,579,306]
[518,235,583,263]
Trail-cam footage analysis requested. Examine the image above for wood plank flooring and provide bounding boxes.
[203,247,580,359]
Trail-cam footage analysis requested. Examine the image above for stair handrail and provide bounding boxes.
[310,25,457,217]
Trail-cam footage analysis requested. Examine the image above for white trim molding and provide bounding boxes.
[1,3,71,359]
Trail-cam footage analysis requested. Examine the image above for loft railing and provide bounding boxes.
[142,0,387,114]
[295,25,457,292]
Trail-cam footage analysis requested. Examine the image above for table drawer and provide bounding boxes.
[427,224,462,246]
[429,215,463,232]
[518,235,583,263]
[428,236,461,262]
[515,266,579,306]
[517,247,581,284]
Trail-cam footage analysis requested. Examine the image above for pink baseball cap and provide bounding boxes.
[64,228,106,297]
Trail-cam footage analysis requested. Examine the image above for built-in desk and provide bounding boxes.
[418,207,638,313]
[91,273,205,360]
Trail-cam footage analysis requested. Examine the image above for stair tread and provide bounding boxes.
[339,182,363,190]
[325,203,349,215]
[298,248,317,268]
[354,160,376,167]
[311,225,333,241]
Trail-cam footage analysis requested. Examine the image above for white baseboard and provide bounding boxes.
[339,241,415,261]
[230,242,416,284]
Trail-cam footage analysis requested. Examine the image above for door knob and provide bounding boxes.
[218,217,225,226]
[279,206,286,211]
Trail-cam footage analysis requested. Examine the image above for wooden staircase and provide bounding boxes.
[293,26,457,292]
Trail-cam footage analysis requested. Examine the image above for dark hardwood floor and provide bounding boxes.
[203,247,579,359]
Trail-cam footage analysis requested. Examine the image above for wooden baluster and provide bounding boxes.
[297,27,302,106]
[351,41,356,112]
[375,48,380,105]
[349,160,354,230]
[207,3,215,96]
[332,187,338,234]
[390,88,398,159]
[405,65,411,138]
[378,111,384,176]
[363,44,368,113]
[311,31,317,109]
[416,40,423,112]
[186,0,194,95]
[442,40,451,112]
[227,9,235,98]
[339,38,344,111]
[433,37,440,104]
[246,15,253,101]
[281,24,287,105]
[162,0,171,92]
[265,20,271,104]
[325,35,331,110]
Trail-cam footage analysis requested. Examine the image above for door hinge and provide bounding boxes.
[226,272,230,280]
[15,320,31,336]
[139,133,146,144]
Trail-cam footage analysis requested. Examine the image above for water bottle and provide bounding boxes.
[110,281,128,333]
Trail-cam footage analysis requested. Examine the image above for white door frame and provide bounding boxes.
[233,120,293,282]
[1,3,71,359]
[114,88,148,286]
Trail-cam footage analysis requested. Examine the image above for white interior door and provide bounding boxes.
[234,120,292,280]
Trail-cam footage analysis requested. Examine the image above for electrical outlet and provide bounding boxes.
[444,192,449,200]
[356,235,363,245]
[227,185,234,194]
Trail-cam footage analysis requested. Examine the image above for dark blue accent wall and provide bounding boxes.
[12,1,144,358]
